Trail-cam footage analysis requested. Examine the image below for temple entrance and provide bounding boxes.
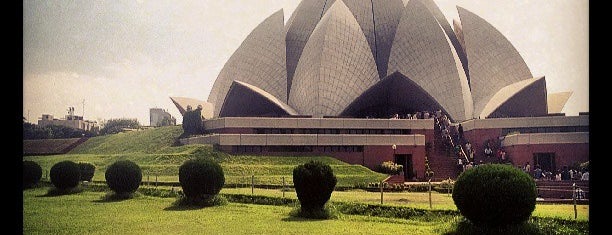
[394,154,414,180]
[533,152,556,173]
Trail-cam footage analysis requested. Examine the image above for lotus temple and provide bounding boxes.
[171,0,588,181]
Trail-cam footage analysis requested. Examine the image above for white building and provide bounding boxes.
[150,108,176,126]
[38,110,98,132]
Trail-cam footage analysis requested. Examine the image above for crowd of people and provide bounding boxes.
[528,164,589,181]
[453,136,521,174]
[387,109,590,182]
[388,110,440,120]
[433,113,477,174]
[482,140,510,164]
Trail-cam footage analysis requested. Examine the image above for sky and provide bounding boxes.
[23,0,588,125]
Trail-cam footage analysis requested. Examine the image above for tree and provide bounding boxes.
[23,122,51,139]
[23,123,96,139]
[99,118,141,135]
[293,161,337,218]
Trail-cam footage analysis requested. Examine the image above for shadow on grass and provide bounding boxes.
[92,192,138,203]
[164,204,207,211]
[442,218,542,235]
[282,206,338,221]
[36,186,84,197]
[164,195,228,211]
[281,216,327,222]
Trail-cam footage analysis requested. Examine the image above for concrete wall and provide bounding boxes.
[500,132,589,173]
[504,143,589,171]
[462,128,503,161]
[180,133,425,146]
[458,115,589,131]
[191,115,587,182]
[205,117,433,131]
[502,132,589,146]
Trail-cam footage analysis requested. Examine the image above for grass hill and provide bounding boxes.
[25,126,387,187]
[69,126,191,154]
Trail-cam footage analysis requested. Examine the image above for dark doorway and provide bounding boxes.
[533,153,556,173]
[395,154,414,180]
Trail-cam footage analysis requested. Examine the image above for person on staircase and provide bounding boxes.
[458,123,464,143]
[465,141,472,154]
[500,149,507,163]
[533,165,543,180]
[484,143,493,159]
[457,158,464,173]
[465,161,473,171]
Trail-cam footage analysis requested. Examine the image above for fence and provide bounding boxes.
[39,171,587,219]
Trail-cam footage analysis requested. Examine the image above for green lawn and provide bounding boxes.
[23,188,450,235]
[25,143,387,187]
[220,188,589,221]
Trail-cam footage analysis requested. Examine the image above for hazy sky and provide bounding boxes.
[23,0,588,125]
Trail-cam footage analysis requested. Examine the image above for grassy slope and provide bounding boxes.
[68,126,189,154]
[23,188,447,235]
[25,126,387,187]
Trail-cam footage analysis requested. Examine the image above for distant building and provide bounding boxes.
[150,108,176,127]
[38,107,98,132]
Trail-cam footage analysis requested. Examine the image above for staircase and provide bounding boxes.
[427,116,464,181]
[428,150,460,181]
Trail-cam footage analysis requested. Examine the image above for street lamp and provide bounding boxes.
[392,144,397,156]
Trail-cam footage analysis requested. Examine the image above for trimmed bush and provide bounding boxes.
[452,164,536,227]
[78,162,96,181]
[376,161,403,175]
[50,161,81,190]
[105,160,142,194]
[23,161,43,189]
[179,158,225,199]
[293,161,337,216]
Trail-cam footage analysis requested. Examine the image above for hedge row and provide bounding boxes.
[69,182,588,230]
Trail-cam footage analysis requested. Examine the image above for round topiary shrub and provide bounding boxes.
[50,161,81,190]
[23,161,42,189]
[105,160,142,194]
[452,164,536,227]
[78,162,96,181]
[293,161,337,213]
[179,158,225,199]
